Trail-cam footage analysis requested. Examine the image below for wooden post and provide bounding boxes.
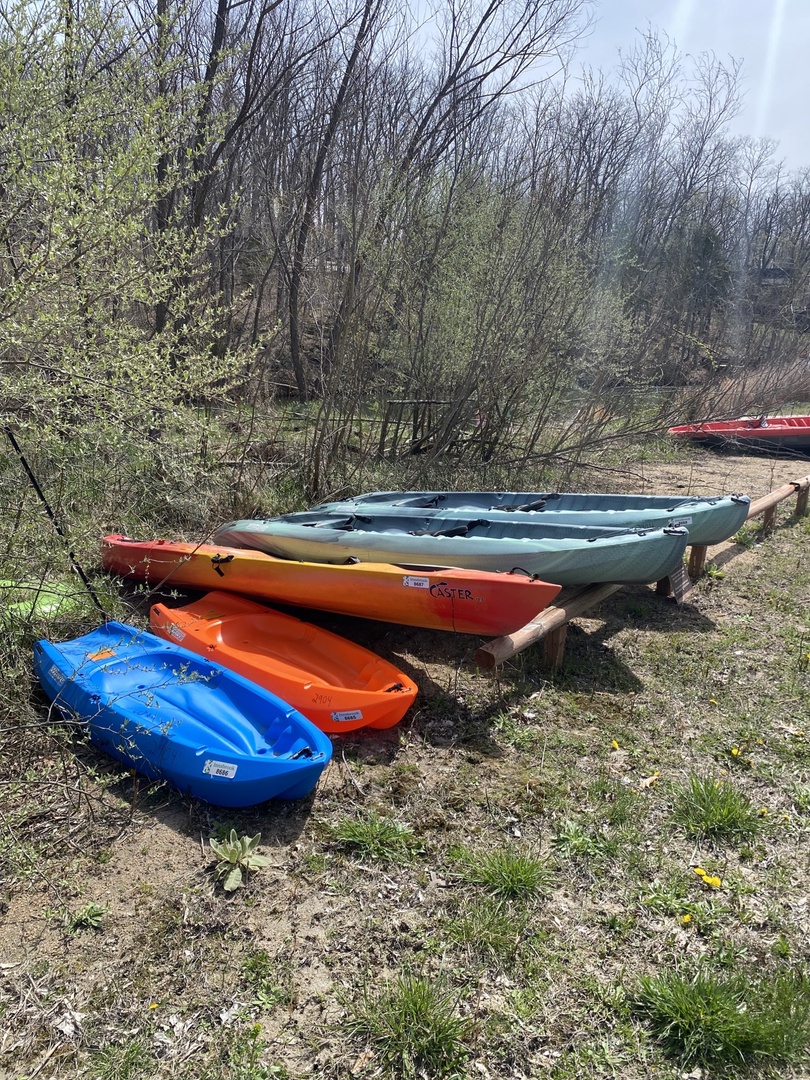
[543,625,568,669]
[688,544,708,578]
[795,478,809,518]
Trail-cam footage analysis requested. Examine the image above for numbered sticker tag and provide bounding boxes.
[331,709,363,723]
[203,759,237,779]
[48,664,66,686]
[402,575,430,589]
[671,516,692,527]
[167,624,185,642]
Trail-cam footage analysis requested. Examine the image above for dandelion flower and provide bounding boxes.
[693,867,707,878]
[611,739,620,750]
[759,807,769,817]
[702,875,722,889]
[681,914,692,925]
[731,747,740,757]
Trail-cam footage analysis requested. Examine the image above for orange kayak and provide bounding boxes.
[150,591,418,733]
[101,534,561,636]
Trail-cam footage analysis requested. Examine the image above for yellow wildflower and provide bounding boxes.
[681,914,692,925]
[702,875,722,889]
[611,739,620,750]
[709,698,718,705]
[693,867,707,878]
[759,807,769,817]
[731,747,740,757]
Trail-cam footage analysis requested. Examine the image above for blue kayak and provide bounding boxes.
[33,622,332,808]
[312,491,751,547]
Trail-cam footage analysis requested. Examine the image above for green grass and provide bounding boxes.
[670,772,761,844]
[242,949,295,1010]
[223,1024,289,1080]
[551,819,618,861]
[344,970,472,1078]
[332,810,423,862]
[455,845,551,899]
[91,1038,154,1080]
[444,897,541,966]
[634,965,810,1068]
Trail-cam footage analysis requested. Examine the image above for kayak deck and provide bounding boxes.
[150,591,418,733]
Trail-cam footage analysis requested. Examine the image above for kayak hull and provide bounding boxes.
[212,513,690,587]
[150,591,418,733]
[101,535,562,636]
[668,416,810,455]
[33,621,332,807]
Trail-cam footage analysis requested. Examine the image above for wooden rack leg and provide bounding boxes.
[688,544,708,577]
[762,505,777,534]
[796,481,809,518]
[543,625,568,669]
[655,577,671,596]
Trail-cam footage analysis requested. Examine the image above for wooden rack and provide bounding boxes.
[475,473,810,671]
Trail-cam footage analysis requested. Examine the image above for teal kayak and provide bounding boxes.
[213,512,690,587]
[312,491,751,547]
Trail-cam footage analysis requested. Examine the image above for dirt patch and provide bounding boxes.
[623,446,808,500]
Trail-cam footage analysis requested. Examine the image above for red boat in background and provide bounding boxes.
[668,415,810,455]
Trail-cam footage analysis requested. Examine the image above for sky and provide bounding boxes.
[574,0,810,172]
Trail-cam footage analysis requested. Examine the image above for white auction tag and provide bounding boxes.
[331,710,363,723]
[402,575,430,589]
[203,759,237,779]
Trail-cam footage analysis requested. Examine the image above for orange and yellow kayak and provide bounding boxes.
[150,591,418,733]
[101,534,561,636]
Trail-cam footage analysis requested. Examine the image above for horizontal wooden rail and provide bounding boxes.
[747,474,810,533]
[475,583,622,670]
[680,473,810,577]
[475,472,810,671]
